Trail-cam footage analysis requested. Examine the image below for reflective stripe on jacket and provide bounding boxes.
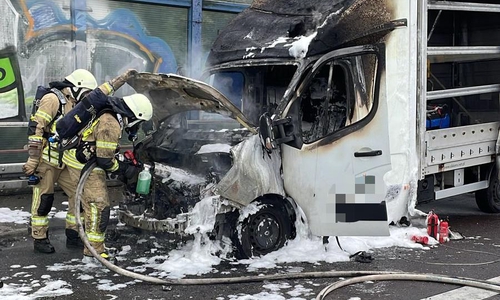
[88,113,121,173]
[30,92,75,166]
[62,149,105,172]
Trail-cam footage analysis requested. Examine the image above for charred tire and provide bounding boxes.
[237,198,295,259]
[475,165,500,213]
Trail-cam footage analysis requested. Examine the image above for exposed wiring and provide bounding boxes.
[75,161,500,299]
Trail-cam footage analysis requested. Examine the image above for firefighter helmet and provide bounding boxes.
[123,93,153,124]
[65,69,97,90]
[65,69,98,102]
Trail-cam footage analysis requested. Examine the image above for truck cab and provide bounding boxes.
[120,0,500,258]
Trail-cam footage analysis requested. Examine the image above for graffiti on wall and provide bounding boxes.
[0,46,25,121]
[0,0,178,120]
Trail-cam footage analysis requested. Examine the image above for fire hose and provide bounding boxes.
[75,161,500,298]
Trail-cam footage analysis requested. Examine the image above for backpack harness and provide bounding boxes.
[27,87,67,139]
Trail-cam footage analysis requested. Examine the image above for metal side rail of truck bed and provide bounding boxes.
[423,122,499,199]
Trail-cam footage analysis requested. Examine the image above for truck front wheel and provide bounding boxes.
[238,201,294,258]
[475,166,500,213]
[215,197,296,259]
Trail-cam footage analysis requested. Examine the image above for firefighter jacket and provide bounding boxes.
[29,92,75,167]
[62,81,121,172]
[63,112,121,172]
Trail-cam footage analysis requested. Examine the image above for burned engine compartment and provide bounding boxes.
[121,117,253,226]
[117,68,296,231]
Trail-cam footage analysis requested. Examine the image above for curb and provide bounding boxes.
[0,228,27,238]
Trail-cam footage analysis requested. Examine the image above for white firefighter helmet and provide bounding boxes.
[65,69,98,102]
[123,93,153,125]
[65,69,98,90]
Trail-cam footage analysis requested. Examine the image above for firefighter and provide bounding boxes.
[63,93,153,260]
[23,69,97,253]
[23,69,137,254]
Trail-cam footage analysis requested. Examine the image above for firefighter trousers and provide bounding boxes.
[67,166,110,256]
[30,161,79,240]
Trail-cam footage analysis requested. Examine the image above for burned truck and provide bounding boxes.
[120,0,500,258]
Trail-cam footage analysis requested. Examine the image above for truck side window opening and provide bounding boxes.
[300,62,349,143]
[299,53,377,144]
[346,55,376,126]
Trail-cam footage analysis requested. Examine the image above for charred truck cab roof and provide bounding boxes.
[207,0,398,65]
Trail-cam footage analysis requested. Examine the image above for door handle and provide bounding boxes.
[354,150,382,157]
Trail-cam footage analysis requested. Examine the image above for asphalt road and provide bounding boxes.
[2,189,500,300]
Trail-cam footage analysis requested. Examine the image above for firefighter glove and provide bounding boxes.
[109,69,138,92]
[125,69,138,78]
[23,157,40,176]
[116,160,140,181]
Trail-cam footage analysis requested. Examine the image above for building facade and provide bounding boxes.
[0,0,250,165]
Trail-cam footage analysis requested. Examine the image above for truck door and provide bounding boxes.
[280,44,391,237]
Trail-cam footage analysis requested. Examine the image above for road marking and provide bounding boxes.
[422,276,500,300]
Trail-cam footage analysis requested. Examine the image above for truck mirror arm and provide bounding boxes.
[258,113,294,152]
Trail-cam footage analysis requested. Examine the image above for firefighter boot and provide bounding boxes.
[82,250,117,265]
[34,238,55,253]
[65,229,84,249]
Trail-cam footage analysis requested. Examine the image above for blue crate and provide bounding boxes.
[426,113,450,129]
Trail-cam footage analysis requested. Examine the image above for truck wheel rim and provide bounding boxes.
[249,213,280,251]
